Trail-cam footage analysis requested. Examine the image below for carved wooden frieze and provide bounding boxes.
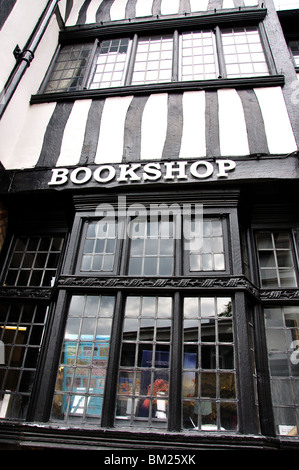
[57,275,259,296]
[260,289,299,301]
[0,287,52,299]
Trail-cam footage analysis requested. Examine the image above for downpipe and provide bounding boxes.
[0,0,60,119]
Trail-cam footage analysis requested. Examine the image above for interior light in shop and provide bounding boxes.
[0,326,27,331]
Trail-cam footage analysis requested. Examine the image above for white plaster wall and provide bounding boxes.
[254,87,297,154]
[56,100,93,167]
[58,0,67,20]
[140,93,168,160]
[65,0,85,26]
[0,16,60,169]
[135,0,152,17]
[85,0,105,23]
[110,0,128,20]
[95,95,133,163]
[190,0,209,11]
[161,0,180,15]
[179,91,206,159]
[218,89,250,156]
[0,0,49,91]
[222,0,235,9]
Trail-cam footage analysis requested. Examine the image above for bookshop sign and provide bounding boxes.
[48,159,236,187]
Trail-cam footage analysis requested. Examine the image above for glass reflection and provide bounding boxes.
[128,219,174,276]
[116,296,172,428]
[182,297,237,432]
[187,218,225,272]
[51,295,115,424]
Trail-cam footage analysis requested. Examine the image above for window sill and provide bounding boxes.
[31,75,285,104]
[0,420,287,450]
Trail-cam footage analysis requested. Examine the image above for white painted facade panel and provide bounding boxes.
[85,0,105,23]
[140,93,168,160]
[179,91,206,159]
[110,0,129,21]
[189,0,209,12]
[135,0,153,17]
[7,103,56,169]
[161,0,180,16]
[65,0,85,26]
[56,100,93,167]
[95,95,133,163]
[218,89,250,157]
[254,87,297,154]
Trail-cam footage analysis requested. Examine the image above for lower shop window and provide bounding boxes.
[51,293,238,432]
[264,306,299,436]
[0,302,49,420]
[116,296,172,429]
[4,235,65,287]
[182,297,237,431]
[51,294,115,424]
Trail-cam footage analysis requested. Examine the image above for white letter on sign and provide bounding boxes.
[190,161,214,179]
[216,160,236,177]
[48,168,69,186]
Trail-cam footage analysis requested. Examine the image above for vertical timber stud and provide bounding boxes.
[169,291,183,431]
[101,291,124,428]
[254,304,276,437]
[31,289,69,422]
[234,292,259,434]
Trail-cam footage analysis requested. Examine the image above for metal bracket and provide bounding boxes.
[13,45,34,66]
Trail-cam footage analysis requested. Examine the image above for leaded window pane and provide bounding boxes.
[128,218,174,276]
[0,303,49,420]
[182,297,237,432]
[4,236,64,287]
[131,35,173,85]
[51,295,115,424]
[186,218,225,272]
[44,44,93,93]
[80,220,118,273]
[221,27,269,78]
[264,306,299,436]
[181,30,217,80]
[116,296,172,428]
[256,231,297,288]
[90,38,129,89]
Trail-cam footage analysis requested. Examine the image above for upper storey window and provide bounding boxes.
[90,38,130,88]
[221,27,269,78]
[44,44,94,93]
[42,25,269,94]
[131,35,174,84]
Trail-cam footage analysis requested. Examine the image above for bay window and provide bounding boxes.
[45,196,256,434]
[41,24,270,94]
